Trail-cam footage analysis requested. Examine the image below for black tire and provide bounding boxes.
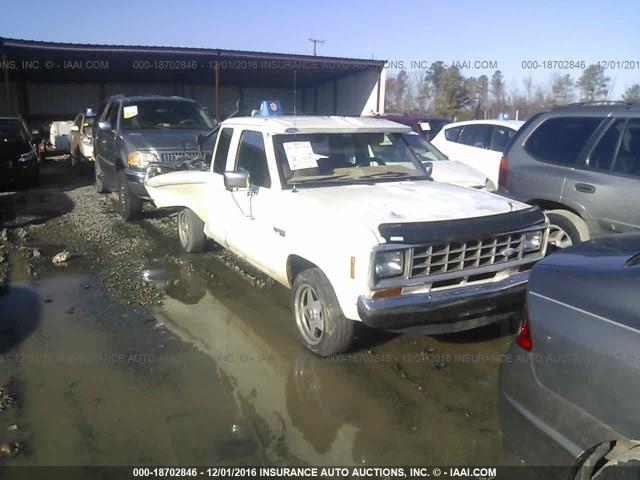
[117,170,142,221]
[95,160,108,193]
[177,208,207,253]
[291,267,354,357]
[545,209,590,251]
[71,148,80,167]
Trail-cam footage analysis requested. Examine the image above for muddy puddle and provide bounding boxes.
[0,258,512,466]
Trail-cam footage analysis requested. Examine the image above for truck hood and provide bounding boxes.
[289,180,531,239]
[429,160,488,189]
[122,129,214,151]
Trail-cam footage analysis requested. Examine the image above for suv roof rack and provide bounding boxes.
[559,100,639,108]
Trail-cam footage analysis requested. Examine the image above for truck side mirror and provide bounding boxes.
[224,170,250,191]
[422,161,434,177]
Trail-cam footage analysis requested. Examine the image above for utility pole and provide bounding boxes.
[308,38,325,56]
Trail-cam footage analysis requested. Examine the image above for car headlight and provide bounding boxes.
[523,230,544,253]
[128,151,158,168]
[375,250,405,278]
[484,179,497,192]
[18,151,35,163]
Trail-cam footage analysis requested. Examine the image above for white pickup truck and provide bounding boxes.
[145,115,549,356]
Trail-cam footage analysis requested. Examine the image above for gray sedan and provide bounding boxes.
[499,233,640,478]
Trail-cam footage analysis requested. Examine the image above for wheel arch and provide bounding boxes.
[286,255,318,287]
[526,199,582,218]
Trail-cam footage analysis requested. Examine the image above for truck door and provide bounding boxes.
[224,129,287,282]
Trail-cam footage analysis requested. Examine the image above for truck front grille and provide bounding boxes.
[410,232,527,278]
[159,151,200,162]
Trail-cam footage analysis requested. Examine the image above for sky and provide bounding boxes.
[2,0,639,98]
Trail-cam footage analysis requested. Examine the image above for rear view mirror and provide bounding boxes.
[224,170,250,191]
[98,121,112,131]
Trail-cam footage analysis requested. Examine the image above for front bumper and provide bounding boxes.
[357,271,529,334]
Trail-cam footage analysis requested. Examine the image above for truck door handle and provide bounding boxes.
[575,183,596,194]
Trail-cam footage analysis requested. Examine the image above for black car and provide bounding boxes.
[94,95,215,220]
[0,116,40,187]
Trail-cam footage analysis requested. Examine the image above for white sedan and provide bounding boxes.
[431,119,524,186]
[401,132,495,191]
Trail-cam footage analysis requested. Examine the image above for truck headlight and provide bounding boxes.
[523,230,543,253]
[128,151,158,168]
[375,250,405,278]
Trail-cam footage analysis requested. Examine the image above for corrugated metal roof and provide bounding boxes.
[0,36,385,67]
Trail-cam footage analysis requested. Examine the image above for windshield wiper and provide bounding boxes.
[287,174,349,185]
[353,172,422,180]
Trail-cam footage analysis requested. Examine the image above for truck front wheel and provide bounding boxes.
[178,208,207,253]
[291,267,354,357]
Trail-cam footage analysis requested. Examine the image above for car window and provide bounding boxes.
[612,119,640,178]
[120,100,213,130]
[213,128,233,174]
[490,126,515,152]
[459,124,492,148]
[235,130,271,188]
[588,119,625,171]
[525,116,604,166]
[401,133,448,161]
[106,103,119,128]
[444,126,461,142]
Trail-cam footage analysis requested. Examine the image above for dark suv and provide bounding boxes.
[499,102,640,249]
[94,95,215,220]
[0,116,40,188]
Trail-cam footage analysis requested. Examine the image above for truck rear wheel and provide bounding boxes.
[291,267,354,357]
[178,208,207,253]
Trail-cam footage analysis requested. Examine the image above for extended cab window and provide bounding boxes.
[213,128,233,174]
[459,125,492,148]
[236,130,271,188]
[525,116,604,166]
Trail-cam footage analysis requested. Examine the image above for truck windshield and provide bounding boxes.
[401,133,449,162]
[273,132,429,187]
[120,100,214,130]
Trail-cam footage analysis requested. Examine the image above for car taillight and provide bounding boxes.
[498,155,509,188]
[516,306,532,351]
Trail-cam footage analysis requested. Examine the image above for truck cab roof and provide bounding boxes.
[220,116,412,135]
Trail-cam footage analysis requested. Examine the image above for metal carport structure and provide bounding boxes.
[0,37,386,127]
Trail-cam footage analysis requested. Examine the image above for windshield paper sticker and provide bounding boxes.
[283,141,319,170]
[123,105,138,119]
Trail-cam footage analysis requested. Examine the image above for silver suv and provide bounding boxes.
[498,102,640,249]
